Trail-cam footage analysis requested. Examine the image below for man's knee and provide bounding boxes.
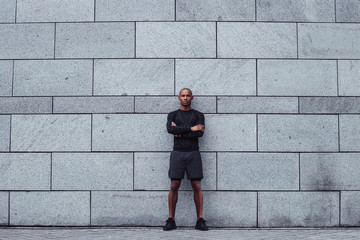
[191,180,202,192]
[170,180,181,192]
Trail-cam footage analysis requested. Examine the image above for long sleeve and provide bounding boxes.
[166,112,191,135]
[179,112,205,139]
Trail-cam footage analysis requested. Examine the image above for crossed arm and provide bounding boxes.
[166,113,205,139]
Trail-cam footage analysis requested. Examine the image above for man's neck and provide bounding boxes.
[180,105,192,111]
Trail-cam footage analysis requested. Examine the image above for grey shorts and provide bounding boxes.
[168,150,203,180]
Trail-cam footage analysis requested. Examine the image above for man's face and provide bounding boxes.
[178,89,193,107]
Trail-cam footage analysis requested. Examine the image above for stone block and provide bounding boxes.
[341,191,360,226]
[94,59,173,95]
[176,59,256,95]
[135,96,216,113]
[92,114,172,151]
[0,97,52,114]
[175,192,257,227]
[258,60,337,96]
[0,192,8,225]
[298,23,360,59]
[52,153,133,190]
[14,60,92,96]
[96,0,174,21]
[56,23,134,58]
[218,153,299,190]
[53,97,134,113]
[91,191,168,226]
[0,61,12,96]
[0,24,54,59]
[136,22,216,58]
[340,115,360,151]
[0,115,10,152]
[300,97,360,113]
[176,0,255,21]
[301,153,360,190]
[91,191,256,227]
[336,0,360,22]
[134,152,216,191]
[259,192,339,227]
[339,60,360,96]
[0,0,15,23]
[218,97,298,113]
[258,115,338,152]
[200,114,256,151]
[257,0,335,22]
[17,0,94,22]
[12,115,91,151]
[10,192,90,226]
[0,153,50,190]
[218,22,297,58]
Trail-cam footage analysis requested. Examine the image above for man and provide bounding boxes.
[163,88,208,231]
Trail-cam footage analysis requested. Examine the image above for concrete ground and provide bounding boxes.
[1,227,360,240]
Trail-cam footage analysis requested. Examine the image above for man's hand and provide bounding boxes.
[171,122,181,137]
[191,124,205,132]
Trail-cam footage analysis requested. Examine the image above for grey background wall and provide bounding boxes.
[1,0,360,227]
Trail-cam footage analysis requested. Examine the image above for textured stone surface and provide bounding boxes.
[257,0,335,22]
[52,153,133,190]
[301,153,360,190]
[340,115,360,151]
[298,23,360,59]
[91,191,167,226]
[218,153,299,190]
[0,61,12,96]
[0,0,15,23]
[14,60,92,96]
[11,115,91,151]
[92,191,256,227]
[341,191,360,226]
[10,192,90,226]
[0,115,10,152]
[54,97,134,113]
[135,96,216,113]
[258,60,337,96]
[259,192,339,227]
[176,0,255,21]
[0,153,50,190]
[258,115,338,152]
[96,0,174,21]
[0,24,54,59]
[94,59,173,95]
[218,22,297,58]
[56,23,134,58]
[0,97,52,114]
[339,60,360,96]
[136,22,216,58]
[17,0,94,22]
[218,97,298,113]
[336,0,360,22]
[93,114,172,151]
[176,59,256,95]
[200,114,256,151]
[300,97,360,113]
[134,152,216,191]
[0,192,8,225]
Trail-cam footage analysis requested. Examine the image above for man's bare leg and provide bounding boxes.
[168,180,181,219]
[191,180,203,219]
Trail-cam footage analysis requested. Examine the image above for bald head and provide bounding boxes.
[179,88,193,96]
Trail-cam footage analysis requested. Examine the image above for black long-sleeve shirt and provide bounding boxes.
[167,109,205,151]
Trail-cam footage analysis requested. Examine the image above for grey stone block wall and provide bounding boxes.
[0,0,359,228]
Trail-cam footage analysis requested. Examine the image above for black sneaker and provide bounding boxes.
[163,218,177,231]
[195,218,209,231]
